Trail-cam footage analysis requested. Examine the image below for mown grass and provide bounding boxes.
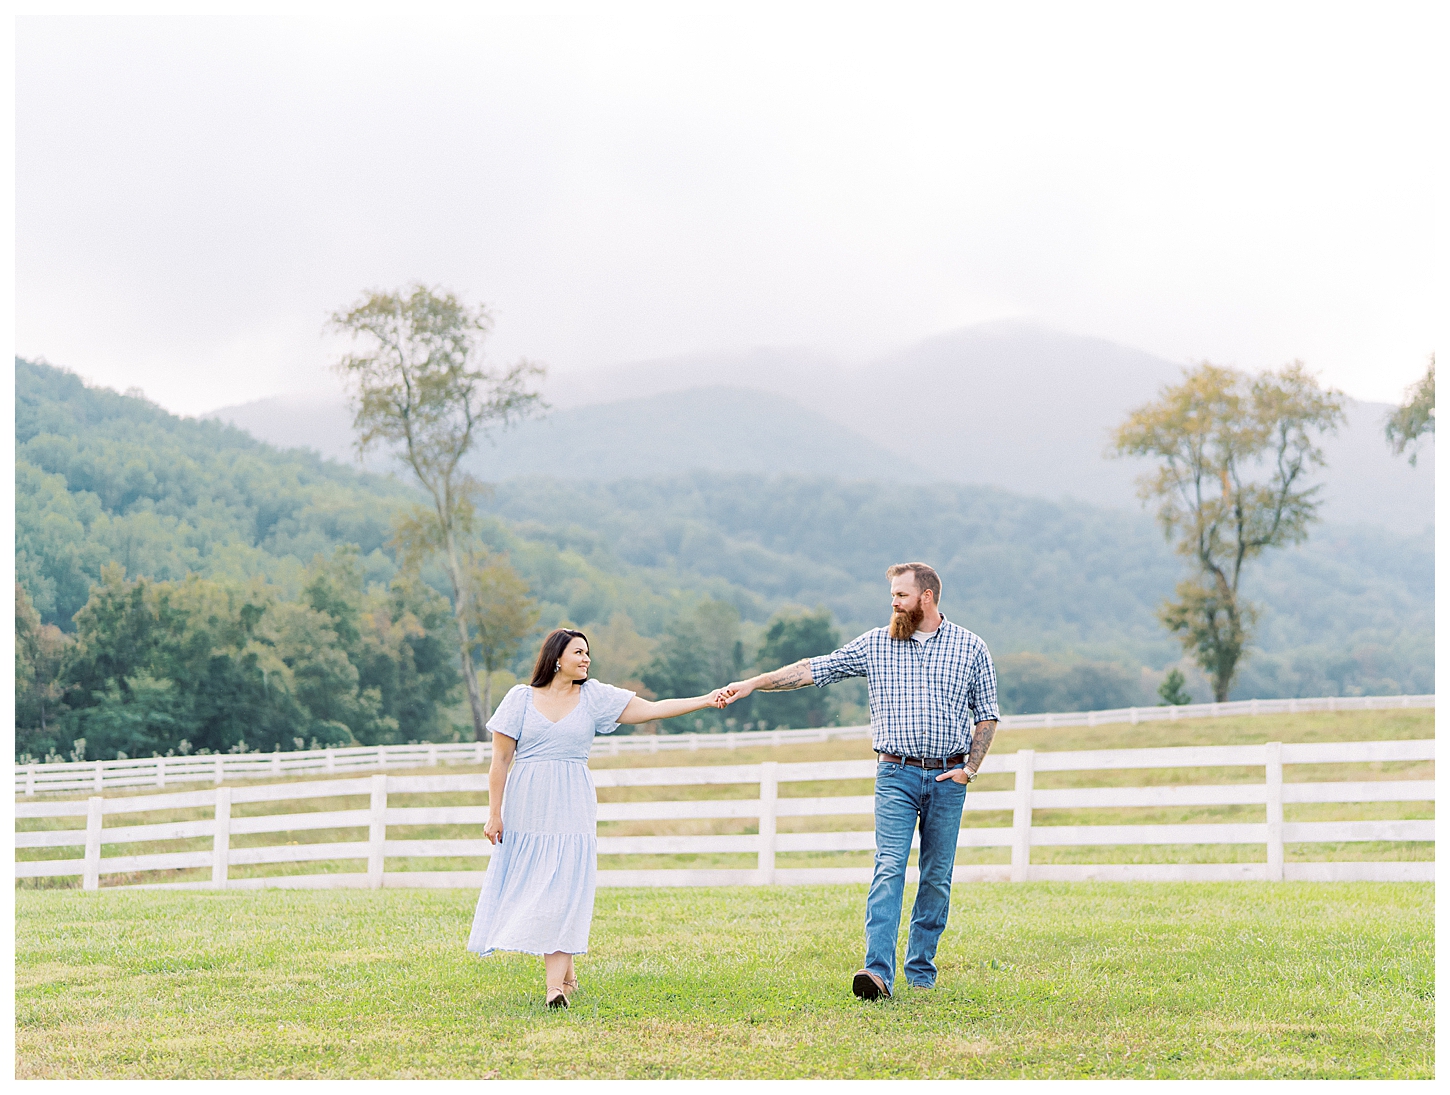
[14,882,1433,1079]
[15,709,1433,887]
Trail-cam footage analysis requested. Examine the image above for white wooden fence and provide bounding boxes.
[15,738,1433,890]
[14,692,1434,796]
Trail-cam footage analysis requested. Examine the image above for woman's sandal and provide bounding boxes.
[546,987,569,1009]
[562,976,579,999]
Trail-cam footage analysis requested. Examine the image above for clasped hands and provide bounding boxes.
[709,679,755,708]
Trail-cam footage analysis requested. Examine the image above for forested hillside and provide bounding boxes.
[14,359,1433,761]
[478,476,1432,699]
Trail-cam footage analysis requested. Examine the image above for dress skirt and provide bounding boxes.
[467,758,599,956]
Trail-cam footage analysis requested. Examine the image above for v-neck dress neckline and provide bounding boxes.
[527,686,583,726]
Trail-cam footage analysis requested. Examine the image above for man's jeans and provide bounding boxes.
[864,761,968,992]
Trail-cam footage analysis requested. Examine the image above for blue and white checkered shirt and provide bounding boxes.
[809,617,999,759]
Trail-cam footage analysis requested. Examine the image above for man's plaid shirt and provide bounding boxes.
[809,617,999,759]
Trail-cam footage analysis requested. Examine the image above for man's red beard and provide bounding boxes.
[889,603,925,640]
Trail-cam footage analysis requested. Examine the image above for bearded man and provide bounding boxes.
[720,562,999,999]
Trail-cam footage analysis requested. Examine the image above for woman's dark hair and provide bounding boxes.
[530,629,590,687]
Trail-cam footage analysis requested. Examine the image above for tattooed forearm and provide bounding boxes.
[757,659,814,692]
[966,720,997,772]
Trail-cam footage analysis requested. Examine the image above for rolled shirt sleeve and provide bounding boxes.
[809,633,872,687]
[968,645,1000,724]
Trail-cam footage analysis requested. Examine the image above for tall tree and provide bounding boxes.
[751,607,841,728]
[15,582,73,759]
[1385,353,1435,465]
[641,600,744,732]
[1113,362,1345,701]
[461,552,539,726]
[330,285,544,740]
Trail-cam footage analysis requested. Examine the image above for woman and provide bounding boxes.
[467,627,725,1007]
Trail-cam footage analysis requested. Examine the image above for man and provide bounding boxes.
[721,562,999,999]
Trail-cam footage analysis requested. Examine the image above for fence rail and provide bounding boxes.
[15,738,1434,890]
[14,693,1434,796]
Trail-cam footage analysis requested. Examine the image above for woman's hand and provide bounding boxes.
[485,814,503,845]
[707,688,729,709]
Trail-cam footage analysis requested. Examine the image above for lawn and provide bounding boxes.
[14,881,1433,1079]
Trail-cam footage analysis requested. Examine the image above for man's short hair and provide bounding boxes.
[886,562,942,605]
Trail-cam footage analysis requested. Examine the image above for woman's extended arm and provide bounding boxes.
[618,691,725,725]
[483,733,517,845]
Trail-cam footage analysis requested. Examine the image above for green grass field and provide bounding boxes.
[14,882,1433,1079]
[15,709,1435,886]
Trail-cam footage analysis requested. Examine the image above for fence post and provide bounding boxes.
[26,764,36,796]
[271,750,282,776]
[1010,750,1035,883]
[368,774,388,889]
[156,756,166,789]
[326,748,335,773]
[94,761,105,792]
[1265,741,1284,882]
[214,754,225,785]
[758,762,778,884]
[212,786,232,887]
[83,796,104,891]
[428,744,438,767]
[475,740,485,765]
[1129,707,1138,725]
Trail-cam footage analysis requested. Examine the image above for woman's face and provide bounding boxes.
[559,637,590,682]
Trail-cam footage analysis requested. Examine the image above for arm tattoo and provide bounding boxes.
[758,659,813,692]
[967,721,997,772]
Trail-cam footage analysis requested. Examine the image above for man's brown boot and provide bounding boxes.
[852,969,890,1000]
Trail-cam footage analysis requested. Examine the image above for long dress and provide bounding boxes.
[467,679,633,957]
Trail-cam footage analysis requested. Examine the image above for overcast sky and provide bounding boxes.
[14,2,1443,415]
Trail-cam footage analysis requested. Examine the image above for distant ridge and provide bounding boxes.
[204,321,1433,534]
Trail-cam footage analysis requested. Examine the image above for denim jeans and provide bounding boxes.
[863,761,968,991]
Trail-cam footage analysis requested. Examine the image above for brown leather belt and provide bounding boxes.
[877,752,966,769]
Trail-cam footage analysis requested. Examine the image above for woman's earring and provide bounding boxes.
[555,661,561,671]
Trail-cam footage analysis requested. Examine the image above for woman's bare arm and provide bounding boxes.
[483,733,517,844]
[617,691,725,725]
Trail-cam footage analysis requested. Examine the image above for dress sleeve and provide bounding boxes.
[585,680,636,736]
[485,685,528,740]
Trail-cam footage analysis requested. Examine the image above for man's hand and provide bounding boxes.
[935,767,977,785]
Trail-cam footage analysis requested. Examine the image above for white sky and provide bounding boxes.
[13,1,1444,415]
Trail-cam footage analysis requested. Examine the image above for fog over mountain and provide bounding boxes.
[206,321,1433,534]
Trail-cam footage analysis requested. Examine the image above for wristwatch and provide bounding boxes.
[965,768,978,783]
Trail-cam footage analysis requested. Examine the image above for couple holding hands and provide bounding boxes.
[468,562,1000,1008]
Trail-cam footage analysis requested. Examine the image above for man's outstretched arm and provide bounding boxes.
[720,659,815,703]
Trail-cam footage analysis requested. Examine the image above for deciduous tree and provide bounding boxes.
[1113,362,1345,701]
[330,285,544,740]
[461,553,539,727]
[1385,354,1434,465]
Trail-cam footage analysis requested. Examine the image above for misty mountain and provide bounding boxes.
[205,321,1433,534]
[20,357,1432,703]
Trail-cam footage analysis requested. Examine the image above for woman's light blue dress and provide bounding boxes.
[467,679,633,957]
